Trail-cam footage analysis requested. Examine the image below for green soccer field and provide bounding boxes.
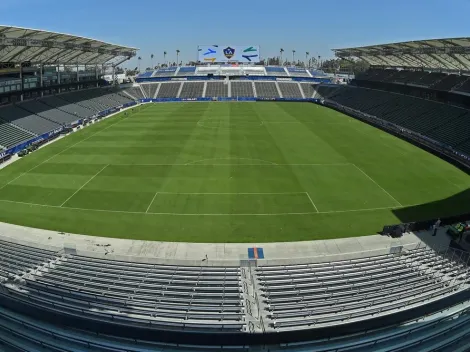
[0,102,469,243]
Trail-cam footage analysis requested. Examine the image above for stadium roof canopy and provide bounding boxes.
[0,25,137,66]
[333,38,470,71]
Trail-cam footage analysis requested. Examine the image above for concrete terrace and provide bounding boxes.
[0,222,451,266]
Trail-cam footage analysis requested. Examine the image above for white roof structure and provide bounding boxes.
[0,25,137,66]
[334,38,470,71]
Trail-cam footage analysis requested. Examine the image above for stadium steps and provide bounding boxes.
[176,82,184,98]
[275,82,283,98]
[252,82,257,98]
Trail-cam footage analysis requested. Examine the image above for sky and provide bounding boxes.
[1,0,469,69]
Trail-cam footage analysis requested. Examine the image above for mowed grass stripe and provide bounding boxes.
[0,102,468,242]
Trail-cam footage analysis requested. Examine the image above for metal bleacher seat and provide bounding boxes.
[3,253,245,333]
[278,82,303,98]
[19,99,79,125]
[177,67,196,76]
[258,247,468,332]
[231,81,254,98]
[0,121,35,148]
[0,104,61,134]
[179,82,204,99]
[122,87,145,100]
[206,81,228,98]
[300,83,315,98]
[157,82,181,98]
[265,66,288,76]
[40,95,95,119]
[254,82,280,98]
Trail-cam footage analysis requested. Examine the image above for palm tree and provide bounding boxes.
[292,50,296,66]
[137,56,142,72]
[164,51,167,66]
[176,50,180,66]
[280,48,284,66]
[150,54,154,70]
[305,52,310,68]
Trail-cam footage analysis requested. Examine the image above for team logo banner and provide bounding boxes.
[198,45,260,63]
[223,47,235,59]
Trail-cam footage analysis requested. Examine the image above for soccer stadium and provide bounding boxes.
[0,15,470,352]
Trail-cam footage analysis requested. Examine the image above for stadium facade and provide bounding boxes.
[0,27,469,351]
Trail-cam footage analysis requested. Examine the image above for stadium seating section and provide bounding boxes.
[157,82,182,98]
[265,66,288,76]
[179,82,205,99]
[0,239,469,350]
[255,82,280,98]
[206,81,229,97]
[356,69,470,93]
[317,85,470,156]
[231,81,255,98]
[0,87,134,149]
[176,66,196,76]
[287,67,310,77]
[278,82,303,98]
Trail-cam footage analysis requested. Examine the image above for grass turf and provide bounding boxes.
[0,101,469,243]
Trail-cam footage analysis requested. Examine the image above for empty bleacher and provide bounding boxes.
[3,252,245,333]
[176,67,196,76]
[40,95,95,119]
[206,81,228,97]
[0,104,61,134]
[278,82,303,98]
[0,122,35,149]
[122,86,145,100]
[287,67,310,77]
[153,68,177,77]
[265,67,288,76]
[300,83,316,98]
[179,82,204,99]
[137,71,154,79]
[156,82,181,98]
[0,237,468,351]
[254,82,280,98]
[18,100,79,126]
[230,81,254,98]
[258,246,468,332]
[319,85,470,156]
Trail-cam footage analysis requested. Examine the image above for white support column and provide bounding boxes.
[154,83,161,98]
[57,63,61,93]
[252,81,257,98]
[228,81,231,98]
[202,81,207,98]
[112,66,116,86]
[275,81,283,98]
[19,62,24,101]
[40,63,44,97]
[176,82,184,98]
[298,82,306,99]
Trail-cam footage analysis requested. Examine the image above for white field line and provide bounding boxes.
[305,192,319,213]
[146,192,158,213]
[0,199,409,216]
[0,113,128,192]
[185,157,278,165]
[352,163,403,207]
[156,192,306,195]
[108,163,352,167]
[60,164,109,207]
